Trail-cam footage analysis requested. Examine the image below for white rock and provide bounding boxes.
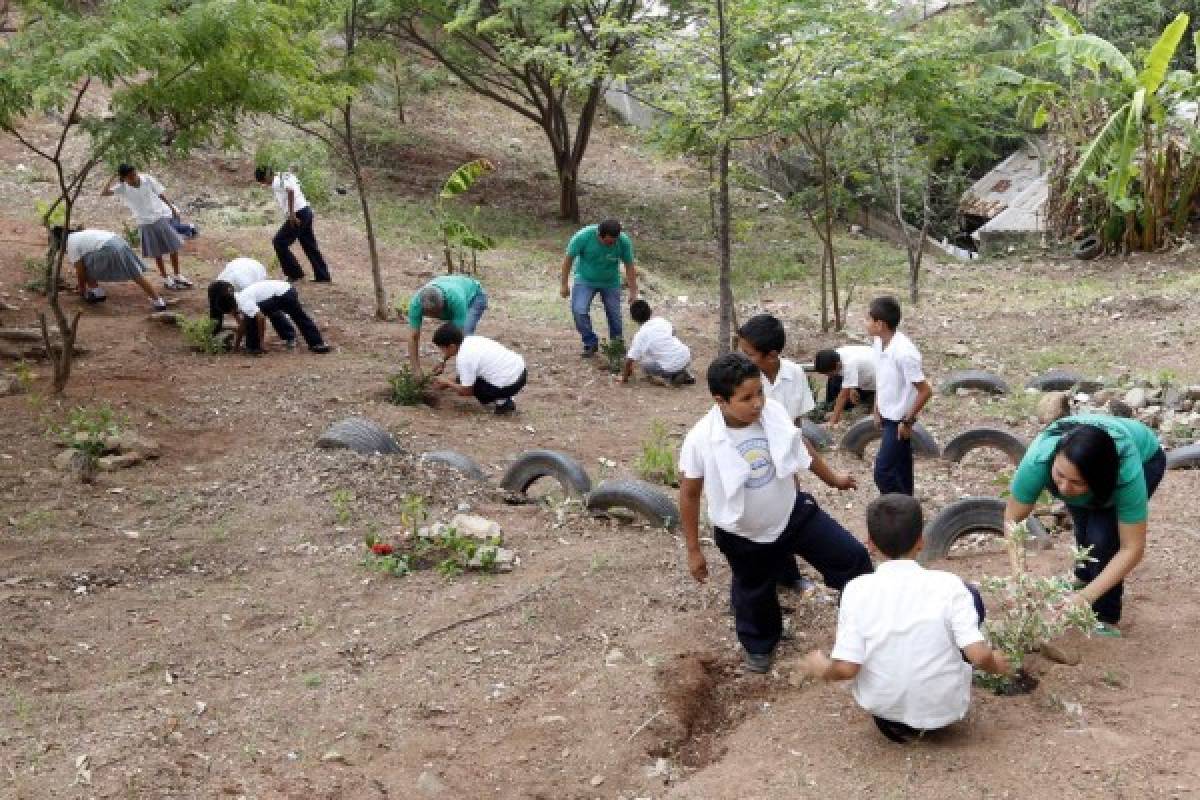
[1123,387,1148,409]
[449,514,501,540]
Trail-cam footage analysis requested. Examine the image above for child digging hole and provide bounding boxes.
[430,323,527,415]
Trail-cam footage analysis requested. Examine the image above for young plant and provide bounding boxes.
[600,338,626,375]
[636,419,679,486]
[388,366,432,406]
[179,315,226,355]
[398,494,428,536]
[330,488,355,525]
[436,159,496,275]
[58,404,122,460]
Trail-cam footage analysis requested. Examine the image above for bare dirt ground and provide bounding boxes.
[2,91,1200,800]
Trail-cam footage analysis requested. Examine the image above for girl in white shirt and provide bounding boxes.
[101,165,193,290]
[51,226,167,311]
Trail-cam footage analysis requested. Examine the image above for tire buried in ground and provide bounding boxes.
[586,478,680,529]
[800,419,833,450]
[839,417,940,459]
[316,417,402,455]
[500,449,592,496]
[919,496,1049,564]
[941,427,1027,466]
[1166,443,1200,470]
[1025,369,1083,392]
[420,450,488,481]
[938,369,1011,396]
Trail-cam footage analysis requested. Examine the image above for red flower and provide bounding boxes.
[371,543,395,556]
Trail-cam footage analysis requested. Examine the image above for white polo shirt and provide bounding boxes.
[873,331,924,421]
[112,174,171,225]
[217,258,268,291]
[762,358,816,420]
[831,560,984,730]
[66,230,118,264]
[455,335,525,388]
[235,279,291,317]
[838,345,877,391]
[270,172,310,215]
[627,317,691,372]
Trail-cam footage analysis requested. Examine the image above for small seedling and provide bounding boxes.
[22,256,47,294]
[399,494,428,535]
[388,366,432,406]
[1101,669,1126,689]
[122,223,140,249]
[12,361,34,392]
[636,419,679,486]
[179,315,226,355]
[303,673,323,689]
[599,338,625,374]
[330,488,355,525]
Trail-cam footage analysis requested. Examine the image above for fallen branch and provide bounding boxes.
[409,573,561,648]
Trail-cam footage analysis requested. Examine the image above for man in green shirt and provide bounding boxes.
[559,219,638,357]
[406,275,487,376]
[1004,414,1166,631]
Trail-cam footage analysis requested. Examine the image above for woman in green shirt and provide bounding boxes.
[1005,415,1166,632]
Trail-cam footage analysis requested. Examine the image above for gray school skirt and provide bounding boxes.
[139,216,183,258]
[84,239,148,282]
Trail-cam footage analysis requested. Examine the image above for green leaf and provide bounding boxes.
[1046,5,1084,36]
[1069,102,1131,194]
[439,159,495,200]
[1137,13,1188,94]
[1028,34,1135,82]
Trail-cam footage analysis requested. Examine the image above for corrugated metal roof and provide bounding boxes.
[974,177,1048,236]
[960,145,1044,219]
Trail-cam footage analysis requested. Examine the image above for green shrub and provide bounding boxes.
[600,338,626,374]
[637,419,679,486]
[57,404,122,460]
[253,138,332,205]
[122,223,140,249]
[179,315,225,355]
[388,366,431,405]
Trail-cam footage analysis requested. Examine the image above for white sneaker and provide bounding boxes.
[163,276,179,290]
[173,274,194,288]
[151,298,168,312]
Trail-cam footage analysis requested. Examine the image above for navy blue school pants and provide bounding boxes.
[472,369,527,406]
[1068,448,1166,624]
[243,288,324,352]
[273,207,332,282]
[874,419,914,496]
[715,493,873,656]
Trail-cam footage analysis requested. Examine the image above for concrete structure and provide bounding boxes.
[960,143,1048,256]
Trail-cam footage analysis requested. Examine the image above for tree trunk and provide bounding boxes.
[342,102,387,320]
[817,134,841,330]
[43,203,78,394]
[557,162,580,223]
[715,0,734,355]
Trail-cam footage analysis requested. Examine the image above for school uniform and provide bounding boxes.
[112,174,183,259]
[762,358,816,420]
[454,335,527,409]
[825,344,877,409]
[235,280,326,353]
[626,317,692,383]
[873,331,925,495]
[209,258,295,342]
[679,400,872,656]
[66,230,147,282]
[269,173,331,282]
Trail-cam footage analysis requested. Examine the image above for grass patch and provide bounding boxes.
[636,419,679,486]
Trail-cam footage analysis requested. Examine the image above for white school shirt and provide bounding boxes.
[873,331,924,421]
[455,335,525,388]
[270,172,310,216]
[678,399,811,542]
[626,317,691,373]
[66,230,117,264]
[838,344,877,391]
[112,174,171,225]
[217,258,268,291]
[235,279,291,317]
[761,358,816,419]
[831,560,985,730]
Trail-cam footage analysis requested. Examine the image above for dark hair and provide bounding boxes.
[629,298,652,324]
[707,352,761,401]
[117,163,135,178]
[48,225,82,249]
[208,280,235,326]
[597,219,622,239]
[868,295,902,330]
[736,313,786,356]
[1052,422,1119,505]
[814,349,841,374]
[254,165,270,183]
[432,322,464,347]
[215,292,237,315]
[866,494,924,558]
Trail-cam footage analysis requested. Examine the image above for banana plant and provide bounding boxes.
[435,159,495,274]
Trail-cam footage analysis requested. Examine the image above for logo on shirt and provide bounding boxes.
[736,438,776,489]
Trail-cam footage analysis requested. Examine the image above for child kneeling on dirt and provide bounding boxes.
[214,279,330,355]
[431,323,527,415]
[620,299,694,386]
[678,353,872,674]
[799,494,1011,742]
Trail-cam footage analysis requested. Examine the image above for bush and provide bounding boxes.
[388,366,432,406]
[600,338,625,374]
[253,138,333,205]
[179,315,226,355]
[57,404,123,460]
[636,419,679,486]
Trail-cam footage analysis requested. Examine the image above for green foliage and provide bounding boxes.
[599,338,625,375]
[331,488,355,525]
[57,404,122,460]
[398,494,428,537]
[436,159,496,273]
[122,223,140,250]
[253,139,332,205]
[21,257,47,294]
[387,366,432,406]
[179,315,225,355]
[34,200,65,229]
[636,420,679,487]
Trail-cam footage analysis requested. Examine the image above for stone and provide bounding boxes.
[150,311,181,325]
[1109,399,1134,418]
[605,648,627,666]
[590,775,606,787]
[98,453,144,471]
[111,432,161,458]
[945,343,970,358]
[1123,387,1148,409]
[320,750,349,765]
[416,770,447,796]
[1037,391,1071,424]
[1139,406,1163,428]
[467,545,515,572]
[1163,387,1185,411]
[0,375,24,397]
[54,449,81,470]
[1186,385,1200,401]
[448,513,501,540]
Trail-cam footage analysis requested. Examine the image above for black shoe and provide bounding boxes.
[312,277,332,284]
[743,650,773,674]
[581,345,598,358]
[778,575,818,596]
[670,369,696,387]
[494,398,516,415]
[873,716,920,743]
[246,348,266,356]
[286,275,306,284]
[309,344,331,354]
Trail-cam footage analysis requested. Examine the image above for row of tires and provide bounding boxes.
[933,367,1103,396]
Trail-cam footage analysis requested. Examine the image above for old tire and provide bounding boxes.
[420,450,487,481]
[1073,234,1103,260]
[839,417,941,459]
[939,369,1011,396]
[919,496,1049,564]
[586,478,680,529]
[1026,369,1082,392]
[941,428,1027,466]
[1166,443,1200,470]
[316,417,402,455]
[800,419,833,451]
[500,449,592,496]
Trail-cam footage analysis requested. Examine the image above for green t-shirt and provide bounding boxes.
[1010,414,1162,524]
[407,275,482,329]
[566,225,634,289]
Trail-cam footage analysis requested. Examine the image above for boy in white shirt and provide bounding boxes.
[254,166,332,283]
[431,324,527,415]
[814,345,877,426]
[868,296,932,496]
[800,494,1010,742]
[102,164,193,290]
[678,353,872,673]
[207,258,296,346]
[620,299,694,387]
[214,279,331,355]
[735,314,816,421]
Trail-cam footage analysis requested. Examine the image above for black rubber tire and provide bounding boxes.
[586,478,680,529]
[1025,369,1082,392]
[839,417,941,459]
[1073,234,1103,260]
[500,449,593,496]
[316,417,402,455]
[938,369,1011,396]
[1166,443,1200,470]
[800,419,833,450]
[919,496,1049,564]
[420,450,487,481]
[941,427,1027,466]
